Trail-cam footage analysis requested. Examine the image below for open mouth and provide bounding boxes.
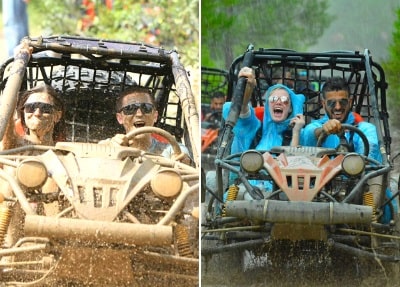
[134,121,145,128]
[332,111,344,119]
[273,107,284,116]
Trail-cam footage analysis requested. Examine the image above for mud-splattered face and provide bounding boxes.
[322,90,352,123]
[24,92,61,135]
[116,92,158,136]
[268,88,292,122]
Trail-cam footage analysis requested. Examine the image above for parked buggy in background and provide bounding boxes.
[202,45,400,284]
[201,67,228,172]
[0,36,199,286]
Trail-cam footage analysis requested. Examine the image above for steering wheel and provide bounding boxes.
[125,126,183,159]
[202,111,222,129]
[316,123,369,156]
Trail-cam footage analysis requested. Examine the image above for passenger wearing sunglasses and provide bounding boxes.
[210,67,305,197]
[302,76,381,161]
[100,86,189,160]
[223,67,305,154]
[0,84,65,248]
[0,84,65,150]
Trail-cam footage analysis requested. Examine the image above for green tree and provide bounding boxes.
[202,0,333,69]
[384,9,400,124]
[29,0,81,35]
[29,0,198,68]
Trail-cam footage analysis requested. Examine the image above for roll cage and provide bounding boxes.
[220,45,390,163]
[0,35,199,166]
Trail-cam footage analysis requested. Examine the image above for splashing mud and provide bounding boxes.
[201,239,399,287]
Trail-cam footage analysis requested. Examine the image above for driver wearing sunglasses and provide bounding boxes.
[99,86,190,161]
[303,76,382,162]
[302,76,397,225]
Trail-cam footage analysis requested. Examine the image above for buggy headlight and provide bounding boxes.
[151,169,182,198]
[16,159,48,189]
[342,153,365,176]
[240,150,264,173]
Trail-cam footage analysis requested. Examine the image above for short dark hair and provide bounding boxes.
[321,77,351,99]
[116,86,155,112]
[211,91,225,100]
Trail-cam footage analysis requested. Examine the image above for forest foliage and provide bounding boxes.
[201,0,333,69]
[384,8,400,122]
[28,0,199,68]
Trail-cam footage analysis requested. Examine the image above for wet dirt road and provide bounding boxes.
[200,239,399,287]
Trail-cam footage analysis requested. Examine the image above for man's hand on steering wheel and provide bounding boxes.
[317,121,370,156]
[110,133,130,146]
[322,119,342,135]
[173,153,192,165]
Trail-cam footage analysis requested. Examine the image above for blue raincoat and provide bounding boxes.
[222,84,305,192]
[303,112,396,223]
[223,84,306,154]
[302,112,382,162]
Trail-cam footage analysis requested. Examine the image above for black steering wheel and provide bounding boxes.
[202,111,222,129]
[316,123,369,157]
[125,126,183,158]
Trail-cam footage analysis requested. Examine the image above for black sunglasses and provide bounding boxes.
[24,102,55,114]
[326,98,349,109]
[119,103,154,115]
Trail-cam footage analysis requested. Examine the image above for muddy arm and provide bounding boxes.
[0,115,18,150]
[0,39,32,145]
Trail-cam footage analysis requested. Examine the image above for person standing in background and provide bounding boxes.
[3,0,30,57]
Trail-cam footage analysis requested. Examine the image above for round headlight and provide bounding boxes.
[240,150,264,173]
[342,153,365,176]
[150,169,183,198]
[16,158,48,189]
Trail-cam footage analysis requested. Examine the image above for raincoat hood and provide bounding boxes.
[257,84,305,150]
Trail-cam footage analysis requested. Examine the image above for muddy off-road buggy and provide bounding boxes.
[0,36,199,286]
[202,45,400,283]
